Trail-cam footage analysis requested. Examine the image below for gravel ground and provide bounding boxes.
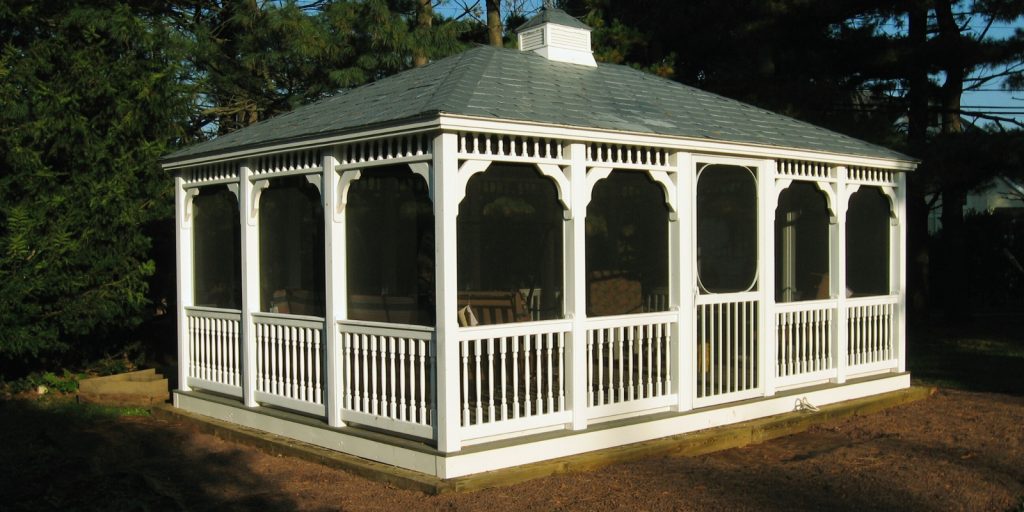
[1,388,1021,511]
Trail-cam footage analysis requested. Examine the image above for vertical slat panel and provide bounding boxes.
[388,336,397,418]
[500,336,509,421]
[622,327,630,402]
[418,338,427,423]
[524,335,533,417]
[597,328,606,405]
[512,335,521,418]
[557,333,565,411]
[474,338,482,425]
[491,337,499,421]
[461,340,469,425]
[616,327,624,403]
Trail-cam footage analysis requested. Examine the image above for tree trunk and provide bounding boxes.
[934,0,970,323]
[487,0,503,47]
[905,0,931,324]
[413,0,432,67]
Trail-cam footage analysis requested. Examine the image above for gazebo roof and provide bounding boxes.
[164,44,912,164]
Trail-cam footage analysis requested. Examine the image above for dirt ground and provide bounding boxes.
[0,388,1021,511]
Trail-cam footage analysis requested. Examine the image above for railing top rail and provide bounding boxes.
[338,319,435,339]
[252,311,326,329]
[774,298,838,312]
[457,318,573,339]
[584,310,679,329]
[185,306,242,318]
[845,294,899,306]
[696,291,761,305]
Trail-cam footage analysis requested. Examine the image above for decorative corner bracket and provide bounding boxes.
[408,162,432,201]
[535,163,572,215]
[647,170,679,221]
[248,180,270,226]
[182,188,200,227]
[455,159,492,206]
[305,173,323,198]
[814,182,838,225]
[335,170,363,220]
[582,166,614,210]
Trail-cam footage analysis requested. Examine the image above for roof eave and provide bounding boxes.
[160,113,444,171]
[161,110,918,173]
[437,114,919,170]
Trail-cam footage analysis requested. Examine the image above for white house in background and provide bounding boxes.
[162,7,916,479]
[928,177,1024,233]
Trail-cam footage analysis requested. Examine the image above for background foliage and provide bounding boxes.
[1,0,1022,375]
[0,0,190,365]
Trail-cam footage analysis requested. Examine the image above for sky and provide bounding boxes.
[958,20,1024,126]
[436,1,1023,127]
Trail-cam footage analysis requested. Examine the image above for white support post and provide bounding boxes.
[834,166,849,383]
[671,151,694,412]
[174,174,193,397]
[433,132,462,453]
[896,172,908,372]
[239,160,259,408]
[759,160,777,397]
[565,143,588,430]
[322,150,346,427]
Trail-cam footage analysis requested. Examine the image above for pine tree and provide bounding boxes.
[0,0,191,362]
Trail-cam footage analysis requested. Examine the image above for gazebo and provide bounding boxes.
[162,7,914,479]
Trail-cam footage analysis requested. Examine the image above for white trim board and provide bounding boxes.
[437,115,918,171]
[174,373,909,479]
[163,115,917,173]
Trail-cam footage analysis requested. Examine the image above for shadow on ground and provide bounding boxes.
[0,398,297,512]
[908,313,1024,395]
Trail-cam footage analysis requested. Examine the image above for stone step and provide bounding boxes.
[78,369,169,407]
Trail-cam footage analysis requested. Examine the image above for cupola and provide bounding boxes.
[515,5,596,67]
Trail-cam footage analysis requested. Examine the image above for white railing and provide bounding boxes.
[585,312,676,420]
[775,300,837,387]
[253,313,326,416]
[847,296,898,373]
[457,320,572,442]
[185,307,242,397]
[338,321,434,439]
[695,293,761,406]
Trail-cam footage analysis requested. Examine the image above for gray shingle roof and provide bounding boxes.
[516,6,591,32]
[163,45,912,164]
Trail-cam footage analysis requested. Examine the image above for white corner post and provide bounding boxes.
[896,172,908,373]
[174,174,193,397]
[759,159,778,397]
[322,149,346,427]
[834,166,850,383]
[565,142,588,430]
[238,160,260,408]
[671,151,694,412]
[433,132,462,453]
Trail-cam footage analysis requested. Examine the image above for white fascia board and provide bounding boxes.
[162,113,918,173]
[437,114,919,171]
[161,119,443,171]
